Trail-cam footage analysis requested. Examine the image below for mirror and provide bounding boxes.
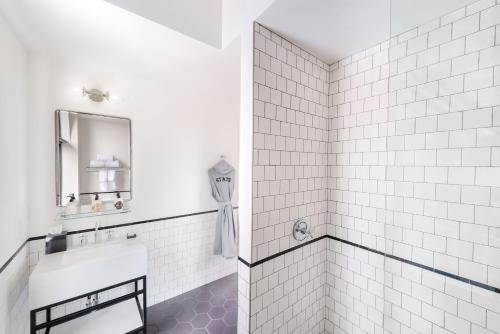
[55,110,132,206]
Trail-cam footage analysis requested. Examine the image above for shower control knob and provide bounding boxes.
[293,219,312,241]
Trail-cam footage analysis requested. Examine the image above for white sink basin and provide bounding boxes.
[29,239,147,310]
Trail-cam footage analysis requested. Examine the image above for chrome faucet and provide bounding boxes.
[94,220,101,243]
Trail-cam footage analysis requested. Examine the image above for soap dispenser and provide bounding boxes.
[91,193,102,213]
[114,192,124,210]
[66,193,79,215]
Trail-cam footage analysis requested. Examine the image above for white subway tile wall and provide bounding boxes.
[250,239,327,334]
[252,23,330,263]
[252,0,500,333]
[327,0,500,333]
[28,211,237,307]
[239,260,251,334]
[0,246,29,334]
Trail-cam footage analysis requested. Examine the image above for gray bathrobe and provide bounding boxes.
[208,160,236,258]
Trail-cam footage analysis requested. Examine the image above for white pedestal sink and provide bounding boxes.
[29,238,147,311]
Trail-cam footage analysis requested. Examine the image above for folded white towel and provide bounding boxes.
[104,160,120,167]
[99,182,108,192]
[97,154,113,162]
[89,160,105,167]
[107,170,116,182]
[99,170,108,182]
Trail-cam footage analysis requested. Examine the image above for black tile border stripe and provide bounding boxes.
[238,257,250,267]
[238,234,500,294]
[27,207,239,241]
[0,240,27,275]
[239,235,328,269]
[1,207,238,275]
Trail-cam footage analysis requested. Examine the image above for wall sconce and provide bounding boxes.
[82,87,109,102]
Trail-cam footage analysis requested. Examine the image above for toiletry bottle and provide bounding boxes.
[114,192,124,210]
[91,193,102,213]
[66,193,79,215]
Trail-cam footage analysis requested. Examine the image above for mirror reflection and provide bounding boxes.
[55,110,132,206]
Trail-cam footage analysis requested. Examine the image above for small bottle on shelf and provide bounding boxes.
[91,193,102,213]
[114,192,124,210]
[65,193,79,215]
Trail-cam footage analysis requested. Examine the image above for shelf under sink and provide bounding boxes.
[50,298,143,334]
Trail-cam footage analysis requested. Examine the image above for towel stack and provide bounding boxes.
[89,154,120,191]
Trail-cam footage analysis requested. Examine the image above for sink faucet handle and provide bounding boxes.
[105,230,114,241]
[78,234,88,246]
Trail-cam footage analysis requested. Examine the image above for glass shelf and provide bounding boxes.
[57,208,131,220]
[86,167,130,172]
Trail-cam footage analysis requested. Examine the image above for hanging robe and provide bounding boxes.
[208,160,236,258]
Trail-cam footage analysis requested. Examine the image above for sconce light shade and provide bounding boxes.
[82,87,109,102]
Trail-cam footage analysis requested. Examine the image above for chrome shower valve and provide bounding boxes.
[293,219,312,241]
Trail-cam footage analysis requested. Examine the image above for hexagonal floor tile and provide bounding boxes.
[224,326,237,334]
[223,289,237,300]
[172,322,193,334]
[209,294,225,306]
[176,308,196,322]
[194,301,211,314]
[196,290,213,301]
[207,319,227,334]
[223,299,237,310]
[153,315,177,331]
[224,311,237,326]
[192,329,209,334]
[192,314,211,328]
[147,273,237,333]
[208,306,225,320]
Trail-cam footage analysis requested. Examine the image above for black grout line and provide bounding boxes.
[0,240,28,275]
[238,234,500,294]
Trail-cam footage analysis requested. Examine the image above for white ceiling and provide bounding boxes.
[103,0,276,49]
[258,0,478,64]
[104,0,223,48]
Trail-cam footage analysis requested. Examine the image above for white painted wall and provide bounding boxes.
[26,48,240,237]
[0,0,241,237]
[0,12,27,266]
[0,11,29,334]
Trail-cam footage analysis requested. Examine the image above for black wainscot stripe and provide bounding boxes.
[238,256,250,267]
[10,214,500,295]
[3,207,239,274]
[0,240,28,275]
[328,235,500,294]
[239,234,500,294]
[27,207,239,241]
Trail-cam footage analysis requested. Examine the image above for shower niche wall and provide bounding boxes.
[249,0,500,333]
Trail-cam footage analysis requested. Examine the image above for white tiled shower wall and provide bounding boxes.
[251,22,330,333]
[252,23,330,263]
[251,0,500,333]
[250,239,327,334]
[327,0,500,333]
[28,211,237,307]
[326,238,500,334]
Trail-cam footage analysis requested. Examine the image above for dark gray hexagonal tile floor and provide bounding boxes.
[147,273,237,334]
